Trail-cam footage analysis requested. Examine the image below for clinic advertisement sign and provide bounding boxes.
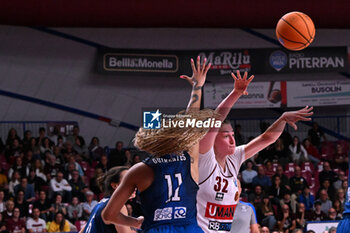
[97,47,348,75]
[204,81,286,109]
[287,80,350,107]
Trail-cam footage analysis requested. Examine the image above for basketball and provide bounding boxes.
[276,11,315,51]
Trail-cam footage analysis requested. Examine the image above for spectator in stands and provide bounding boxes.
[257,195,276,231]
[8,157,28,180]
[308,122,326,150]
[334,144,348,171]
[28,169,46,193]
[73,137,89,161]
[52,147,64,167]
[26,207,47,233]
[67,126,85,147]
[333,170,346,190]
[297,187,314,212]
[252,166,272,190]
[40,137,53,155]
[65,155,83,177]
[14,177,35,203]
[33,159,46,182]
[48,212,70,233]
[8,171,20,197]
[242,160,257,189]
[33,191,51,221]
[5,129,21,149]
[306,201,327,221]
[44,154,62,181]
[290,166,308,196]
[234,124,245,146]
[0,212,7,233]
[23,150,36,169]
[36,128,47,147]
[248,185,264,206]
[295,203,307,230]
[289,136,309,165]
[88,137,104,161]
[264,161,275,178]
[50,194,67,218]
[269,175,288,205]
[5,208,25,233]
[5,139,22,163]
[68,170,85,202]
[333,199,343,219]
[316,189,332,214]
[95,154,108,173]
[0,167,8,191]
[319,161,338,185]
[277,204,296,233]
[22,130,33,151]
[82,191,97,220]
[0,191,5,213]
[335,188,346,206]
[50,126,65,147]
[2,200,15,222]
[273,165,291,190]
[341,180,348,192]
[273,138,291,166]
[303,138,321,167]
[280,190,297,214]
[61,142,76,161]
[89,168,103,197]
[108,141,131,168]
[29,138,41,157]
[318,178,335,201]
[49,171,72,202]
[327,207,341,220]
[292,229,303,233]
[132,154,142,165]
[14,190,28,218]
[67,196,82,223]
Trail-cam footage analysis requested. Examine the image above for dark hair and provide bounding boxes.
[293,136,301,153]
[98,166,128,196]
[39,127,46,133]
[55,212,65,231]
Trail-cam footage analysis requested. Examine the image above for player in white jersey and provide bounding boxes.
[197,70,314,233]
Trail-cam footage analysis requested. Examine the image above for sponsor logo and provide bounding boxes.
[143,110,162,129]
[205,202,236,220]
[288,53,345,69]
[103,53,179,73]
[154,207,172,221]
[174,207,187,219]
[270,50,287,71]
[215,192,224,201]
[208,221,232,231]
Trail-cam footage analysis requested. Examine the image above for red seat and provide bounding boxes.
[337,140,349,154]
[79,161,90,174]
[301,162,315,173]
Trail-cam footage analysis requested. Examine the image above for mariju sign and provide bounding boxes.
[97,47,348,75]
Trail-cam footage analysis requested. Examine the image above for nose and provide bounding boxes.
[229,135,235,145]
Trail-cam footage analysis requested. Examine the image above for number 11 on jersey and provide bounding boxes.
[164,173,183,203]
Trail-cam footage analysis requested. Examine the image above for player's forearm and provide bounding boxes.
[186,85,202,112]
[215,90,242,121]
[105,212,139,228]
[260,115,287,143]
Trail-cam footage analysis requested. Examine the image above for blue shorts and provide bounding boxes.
[337,214,350,233]
[145,224,204,233]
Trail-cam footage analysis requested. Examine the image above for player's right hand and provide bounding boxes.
[134,216,144,229]
[231,70,254,95]
[180,56,211,88]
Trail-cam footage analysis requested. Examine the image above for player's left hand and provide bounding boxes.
[231,70,254,95]
[134,216,144,229]
[180,56,211,89]
[282,106,313,130]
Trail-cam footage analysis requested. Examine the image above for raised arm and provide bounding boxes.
[180,56,211,112]
[180,56,211,183]
[245,106,313,160]
[199,71,254,154]
[102,164,146,229]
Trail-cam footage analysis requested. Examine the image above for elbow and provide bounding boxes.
[102,208,114,224]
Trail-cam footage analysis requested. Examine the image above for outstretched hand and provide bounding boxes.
[282,106,314,130]
[231,70,254,95]
[180,56,211,89]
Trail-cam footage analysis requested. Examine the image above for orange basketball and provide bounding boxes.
[276,11,315,51]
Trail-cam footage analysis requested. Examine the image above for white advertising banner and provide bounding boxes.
[287,80,350,107]
[306,221,339,233]
[204,81,284,109]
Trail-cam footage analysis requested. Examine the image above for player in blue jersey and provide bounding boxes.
[102,57,215,233]
[336,155,350,233]
[80,166,133,233]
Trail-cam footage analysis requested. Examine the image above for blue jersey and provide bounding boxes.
[140,152,199,231]
[343,157,350,215]
[83,198,116,233]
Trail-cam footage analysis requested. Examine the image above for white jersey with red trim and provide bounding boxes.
[197,146,245,233]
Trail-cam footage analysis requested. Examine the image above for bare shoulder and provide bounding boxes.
[126,162,154,192]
